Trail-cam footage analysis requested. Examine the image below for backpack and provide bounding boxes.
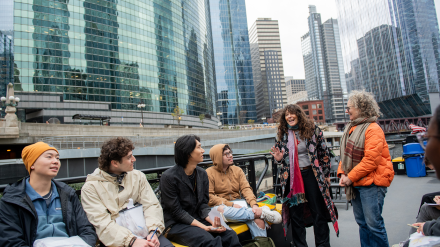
[241,237,276,247]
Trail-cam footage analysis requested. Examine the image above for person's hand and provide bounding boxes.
[325,177,331,185]
[339,174,346,186]
[233,203,242,209]
[133,237,158,247]
[341,176,352,186]
[414,222,426,235]
[146,231,160,247]
[203,217,226,233]
[252,205,262,218]
[433,196,440,210]
[270,146,285,162]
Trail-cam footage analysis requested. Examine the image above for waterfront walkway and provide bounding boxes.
[305,172,440,246]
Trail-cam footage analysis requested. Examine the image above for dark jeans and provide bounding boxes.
[166,219,241,247]
[351,185,388,247]
[289,168,330,247]
[157,235,174,247]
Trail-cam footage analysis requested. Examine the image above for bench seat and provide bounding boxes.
[170,204,282,247]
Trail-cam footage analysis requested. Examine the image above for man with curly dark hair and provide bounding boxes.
[81,137,173,247]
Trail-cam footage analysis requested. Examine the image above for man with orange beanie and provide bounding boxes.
[0,142,97,247]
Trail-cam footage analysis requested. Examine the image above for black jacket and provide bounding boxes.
[160,165,211,227]
[0,177,97,247]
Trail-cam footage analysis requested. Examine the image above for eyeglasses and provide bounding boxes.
[416,132,440,150]
[345,106,353,111]
[223,151,233,157]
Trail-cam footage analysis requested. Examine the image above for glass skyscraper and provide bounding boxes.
[2,0,219,128]
[209,0,256,125]
[336,0,440,118]
[301,6,347,124]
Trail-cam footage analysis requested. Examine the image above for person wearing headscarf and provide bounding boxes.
[338,90,394,247]
[0,142,97,247]
[271,104,338,247]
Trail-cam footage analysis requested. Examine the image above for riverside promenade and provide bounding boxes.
[305,171,440,246]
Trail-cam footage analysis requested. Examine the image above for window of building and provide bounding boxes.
[313,110,317,115]
[319,116,323,120]
[317,103,322,108]
[302,105,308,110]
[318,110,322,114]
[312,104,316,109]
[313,116,318,120]
[305,111,309,115]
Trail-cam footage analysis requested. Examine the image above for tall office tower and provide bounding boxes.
[285,77,306,97]
[336,0,440,118]
[0,0,219,128]
[0,0,14,105]
[209,0,257,125]
[249,18,287,121]
[301,6,347,124]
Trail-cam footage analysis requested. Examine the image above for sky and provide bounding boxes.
[244,0,440,79]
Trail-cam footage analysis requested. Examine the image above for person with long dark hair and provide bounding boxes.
[160,135,241,247]
[271,104,338,247]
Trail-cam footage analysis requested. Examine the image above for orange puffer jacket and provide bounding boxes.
[337,122,394,187]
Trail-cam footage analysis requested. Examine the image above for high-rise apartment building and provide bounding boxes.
[209,0,257,125]
[301,6,347,124]
[0,0,220,128]
[336,0,440,118]
[249,18,287,120]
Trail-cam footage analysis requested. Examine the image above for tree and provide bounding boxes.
[199,114,205,125]
[247,119,255,124]
[171,106,184,125]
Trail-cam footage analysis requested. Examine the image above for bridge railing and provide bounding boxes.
[39,129,276,150]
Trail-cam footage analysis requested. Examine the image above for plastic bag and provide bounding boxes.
[33,236,90,247]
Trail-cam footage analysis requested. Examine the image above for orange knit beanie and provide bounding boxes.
[22,142,59,174]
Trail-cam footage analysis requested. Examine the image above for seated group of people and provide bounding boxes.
[0,135,281,247]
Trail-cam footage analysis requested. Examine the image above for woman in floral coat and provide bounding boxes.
[271,104,338,247]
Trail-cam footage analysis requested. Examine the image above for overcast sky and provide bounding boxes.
[244,0,440,79]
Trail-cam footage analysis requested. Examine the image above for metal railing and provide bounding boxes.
[0,153,274,196]
[39,129,277,150]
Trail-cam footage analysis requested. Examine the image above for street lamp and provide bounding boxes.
[1,95,20,118]
[137,101,145,127]
[216,112,223,127]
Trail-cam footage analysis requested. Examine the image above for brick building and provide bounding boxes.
[296,100,325,124]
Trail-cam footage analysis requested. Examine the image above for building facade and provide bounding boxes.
[288,90,308,105]
[0,0,220,128]
[336,0,440,118]
[301,6,347,124]
[297,99,325,124]
[249,18,287,121]
[285,78,305,97]
[209,0,257,125]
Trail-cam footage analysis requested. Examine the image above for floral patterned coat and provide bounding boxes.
[275,125,339,237]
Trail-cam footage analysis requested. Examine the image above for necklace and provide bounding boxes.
[42,189,53,200]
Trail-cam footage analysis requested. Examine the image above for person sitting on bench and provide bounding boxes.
[207,144,281,238]
[81,137,173,247]
[0,142,97,247]
[160,135,241,247]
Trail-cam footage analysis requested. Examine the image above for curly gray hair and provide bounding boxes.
[348,90,382,118]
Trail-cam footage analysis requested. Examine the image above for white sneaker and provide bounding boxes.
[260,206,282,224]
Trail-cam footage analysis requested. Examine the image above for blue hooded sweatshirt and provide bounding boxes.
[25,178,69,240]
